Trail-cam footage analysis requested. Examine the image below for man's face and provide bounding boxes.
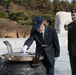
[71,13,76,22]
[43,20,49,26]
[37,23,44,32]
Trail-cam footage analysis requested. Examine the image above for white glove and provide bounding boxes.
[21,45,28,53]
[55,57,57,61]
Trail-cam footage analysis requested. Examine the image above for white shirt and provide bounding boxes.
[40,26,45,40]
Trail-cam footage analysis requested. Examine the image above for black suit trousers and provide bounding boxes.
[41,52,54,75]
[69,55,76,75]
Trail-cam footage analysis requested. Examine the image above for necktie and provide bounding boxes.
[40,32,43,42]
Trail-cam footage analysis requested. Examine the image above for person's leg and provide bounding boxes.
[46,65,54,75]
[42,54,54,75]
[69,55,76,75]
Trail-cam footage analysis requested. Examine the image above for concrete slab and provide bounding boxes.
[55,47,71,75]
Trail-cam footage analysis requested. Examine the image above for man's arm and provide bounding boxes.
[52,28,60,57]
[21,30,35,53]
[23,30,35,49]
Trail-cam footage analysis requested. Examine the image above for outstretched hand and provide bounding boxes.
[21,45,28,53]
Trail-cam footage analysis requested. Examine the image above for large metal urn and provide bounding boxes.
[0,41,46,75]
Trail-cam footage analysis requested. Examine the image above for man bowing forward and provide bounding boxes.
[21,16,60,75]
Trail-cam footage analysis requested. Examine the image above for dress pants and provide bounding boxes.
[69,55,76,75]
[41,52,54,75]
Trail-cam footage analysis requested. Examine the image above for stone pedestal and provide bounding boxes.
[0,60,46,75]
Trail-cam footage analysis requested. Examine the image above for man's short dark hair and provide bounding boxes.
[42,16,51,26]
[71,9,76,13]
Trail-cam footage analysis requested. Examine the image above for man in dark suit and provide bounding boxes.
[42,16,51,26]
[68,9,76,75]
[21,16,60,75]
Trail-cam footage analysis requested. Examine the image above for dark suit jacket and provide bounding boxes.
[68,22,76,55]
[24,26,60,65]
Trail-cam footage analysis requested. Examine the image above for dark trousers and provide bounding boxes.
[69,55,76,75]
[41,53,54,75]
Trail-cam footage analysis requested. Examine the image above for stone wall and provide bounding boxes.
[0,33,67,54]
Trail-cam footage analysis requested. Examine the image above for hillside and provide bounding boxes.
[0,0,54,38]
[0,18,32,38]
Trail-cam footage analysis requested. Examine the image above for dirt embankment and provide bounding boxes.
[0,18,32,38]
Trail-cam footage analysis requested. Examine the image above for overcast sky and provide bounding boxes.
[51,0,72,3]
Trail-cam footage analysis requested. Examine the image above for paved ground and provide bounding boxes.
[55,47,71,75]
[0,47,71,75]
